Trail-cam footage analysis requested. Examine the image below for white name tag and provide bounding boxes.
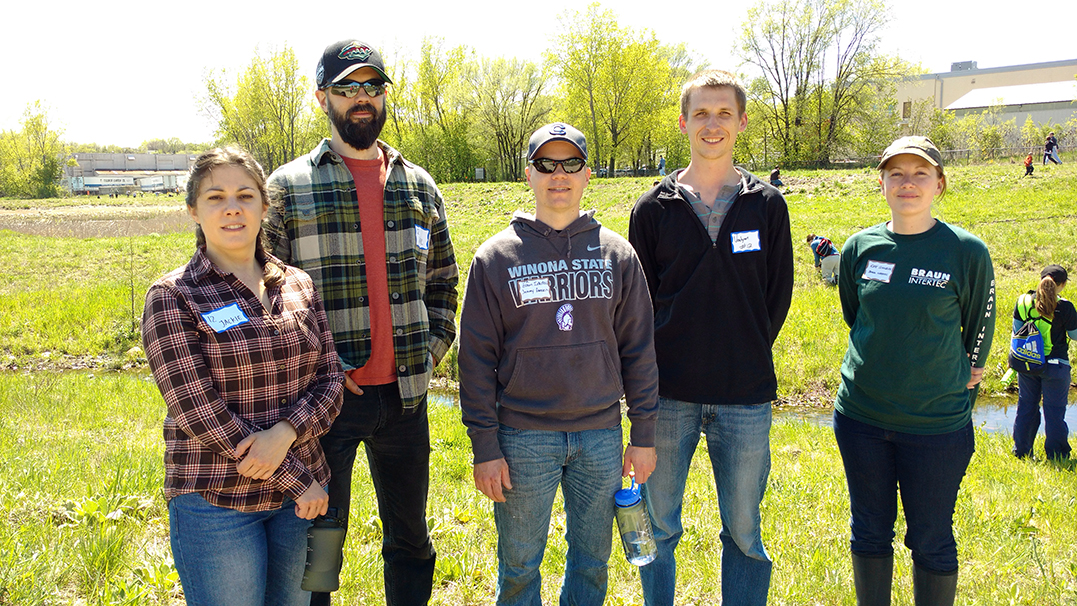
[201,303,250,333]
[415,225,430,251]
[518,277,552,304]
[731,230,761,253]
[863,260,896,283]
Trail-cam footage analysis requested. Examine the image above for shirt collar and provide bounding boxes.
[310,138,408,169]
[189,247,286,284]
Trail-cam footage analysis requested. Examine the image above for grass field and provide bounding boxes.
[1,162,1076,604]
[3,161,1076,396]
[0,372,1074,605]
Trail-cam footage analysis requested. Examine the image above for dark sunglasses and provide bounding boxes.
[328,80,387,99]
[530,157,586,174]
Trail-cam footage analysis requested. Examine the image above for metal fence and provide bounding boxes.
[796,148,1070,171]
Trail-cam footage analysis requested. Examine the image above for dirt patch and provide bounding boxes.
[0,205,193,237]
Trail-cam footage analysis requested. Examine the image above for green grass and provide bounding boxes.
[1,162,1076,601]
[4,162,1077,393]
[0,372,1074,604]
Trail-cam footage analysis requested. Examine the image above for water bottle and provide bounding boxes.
[301,508,347,592]
[614,478,657,566]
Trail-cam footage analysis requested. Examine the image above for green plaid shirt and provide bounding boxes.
[265,139,458,410]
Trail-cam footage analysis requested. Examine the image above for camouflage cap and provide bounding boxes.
[877,136,943,172]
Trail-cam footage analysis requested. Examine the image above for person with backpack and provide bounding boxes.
[834,136,995,606]
[1012,265,1077,460]
[807,233,841,285]
[1043,134,1062,166]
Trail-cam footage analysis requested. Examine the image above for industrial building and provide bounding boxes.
[895,58,1077,129]
[63,152,197,195]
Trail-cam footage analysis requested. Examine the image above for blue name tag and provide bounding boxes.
[731,230,761,253]
[200,303,250,333]
[415,225,430,251]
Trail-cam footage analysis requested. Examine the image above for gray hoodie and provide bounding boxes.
[459,210,659,464]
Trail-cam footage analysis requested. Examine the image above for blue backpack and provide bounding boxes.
[1009,293,1053,375]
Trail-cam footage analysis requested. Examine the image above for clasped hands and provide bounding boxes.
[235,420,328,519]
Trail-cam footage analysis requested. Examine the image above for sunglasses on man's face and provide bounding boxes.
[530,157,586,174]
[328,80,387,99]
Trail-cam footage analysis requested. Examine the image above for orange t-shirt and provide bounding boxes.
[342,151,396,386]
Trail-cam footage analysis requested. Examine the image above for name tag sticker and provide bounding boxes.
[415,225,430,251]
[731,230,761,253]
[863,260,896,283]
[201,303,250,333]
[518,277,552,304]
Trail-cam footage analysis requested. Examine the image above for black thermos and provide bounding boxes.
[301,508,347,592]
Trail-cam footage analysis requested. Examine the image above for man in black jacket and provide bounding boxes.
[628,70,794,606]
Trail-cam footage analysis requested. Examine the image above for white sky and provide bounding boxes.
[2,0,1074,147]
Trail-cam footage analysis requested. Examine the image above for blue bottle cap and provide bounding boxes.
[614,478,641,507]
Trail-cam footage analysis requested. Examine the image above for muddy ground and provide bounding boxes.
[0,205,193,237]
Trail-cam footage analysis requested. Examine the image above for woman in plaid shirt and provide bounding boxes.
[143,147,344,605]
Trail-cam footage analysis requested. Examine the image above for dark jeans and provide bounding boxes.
[310,384,434,606]
[1014,362,1072,459]
[833,411,974,574]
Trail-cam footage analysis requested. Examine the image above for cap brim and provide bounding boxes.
[330,64,393,86]
[528,137,587,161]
[877,149,940,170]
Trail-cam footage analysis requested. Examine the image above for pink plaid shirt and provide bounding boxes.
[143,249,343,512]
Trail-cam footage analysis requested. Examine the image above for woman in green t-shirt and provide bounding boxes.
[833,136,995,606]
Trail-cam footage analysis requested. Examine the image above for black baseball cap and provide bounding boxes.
[1042,264,1068,284]
[527,122,587,161]
[316,40,392,89]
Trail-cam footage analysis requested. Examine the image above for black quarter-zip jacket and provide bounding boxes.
[629,169,794,405]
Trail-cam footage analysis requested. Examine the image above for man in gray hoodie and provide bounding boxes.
[459,122,659,606]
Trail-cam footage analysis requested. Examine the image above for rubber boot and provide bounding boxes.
[851,553,893,606]
[913,564,957,606]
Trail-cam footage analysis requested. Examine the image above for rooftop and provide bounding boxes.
[945,80,1077,110]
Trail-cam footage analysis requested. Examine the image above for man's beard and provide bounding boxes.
[328,100,386,151]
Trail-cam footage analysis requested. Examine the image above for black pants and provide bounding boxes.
[310,384,434,606]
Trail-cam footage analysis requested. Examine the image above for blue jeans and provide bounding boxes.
[639,398,773,606]
[833,411,974,574]
[168,492,311,606]
[494,424,623,606]
[1014,362,1072,459]
[312,384,434,606]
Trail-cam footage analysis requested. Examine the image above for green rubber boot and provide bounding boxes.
[851,553,893,606]
[913,564,957,606]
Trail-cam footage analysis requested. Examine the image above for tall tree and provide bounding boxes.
[548,4,695,175]
[738,0,900,166]
[385,38,478,183]
[464,58,552,180]
[202,45,324,172]
[547,3,613,172]
[0,101,67,198]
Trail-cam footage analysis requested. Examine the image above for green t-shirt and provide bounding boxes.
[834,220,996,434]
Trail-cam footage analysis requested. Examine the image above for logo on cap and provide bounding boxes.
[339,43,373,61]
[549,124,567,136]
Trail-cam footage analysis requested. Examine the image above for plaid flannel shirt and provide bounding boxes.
[265,139,458,410]
[143,249,344,512]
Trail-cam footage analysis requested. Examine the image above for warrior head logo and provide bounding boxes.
[556,304,574,332]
